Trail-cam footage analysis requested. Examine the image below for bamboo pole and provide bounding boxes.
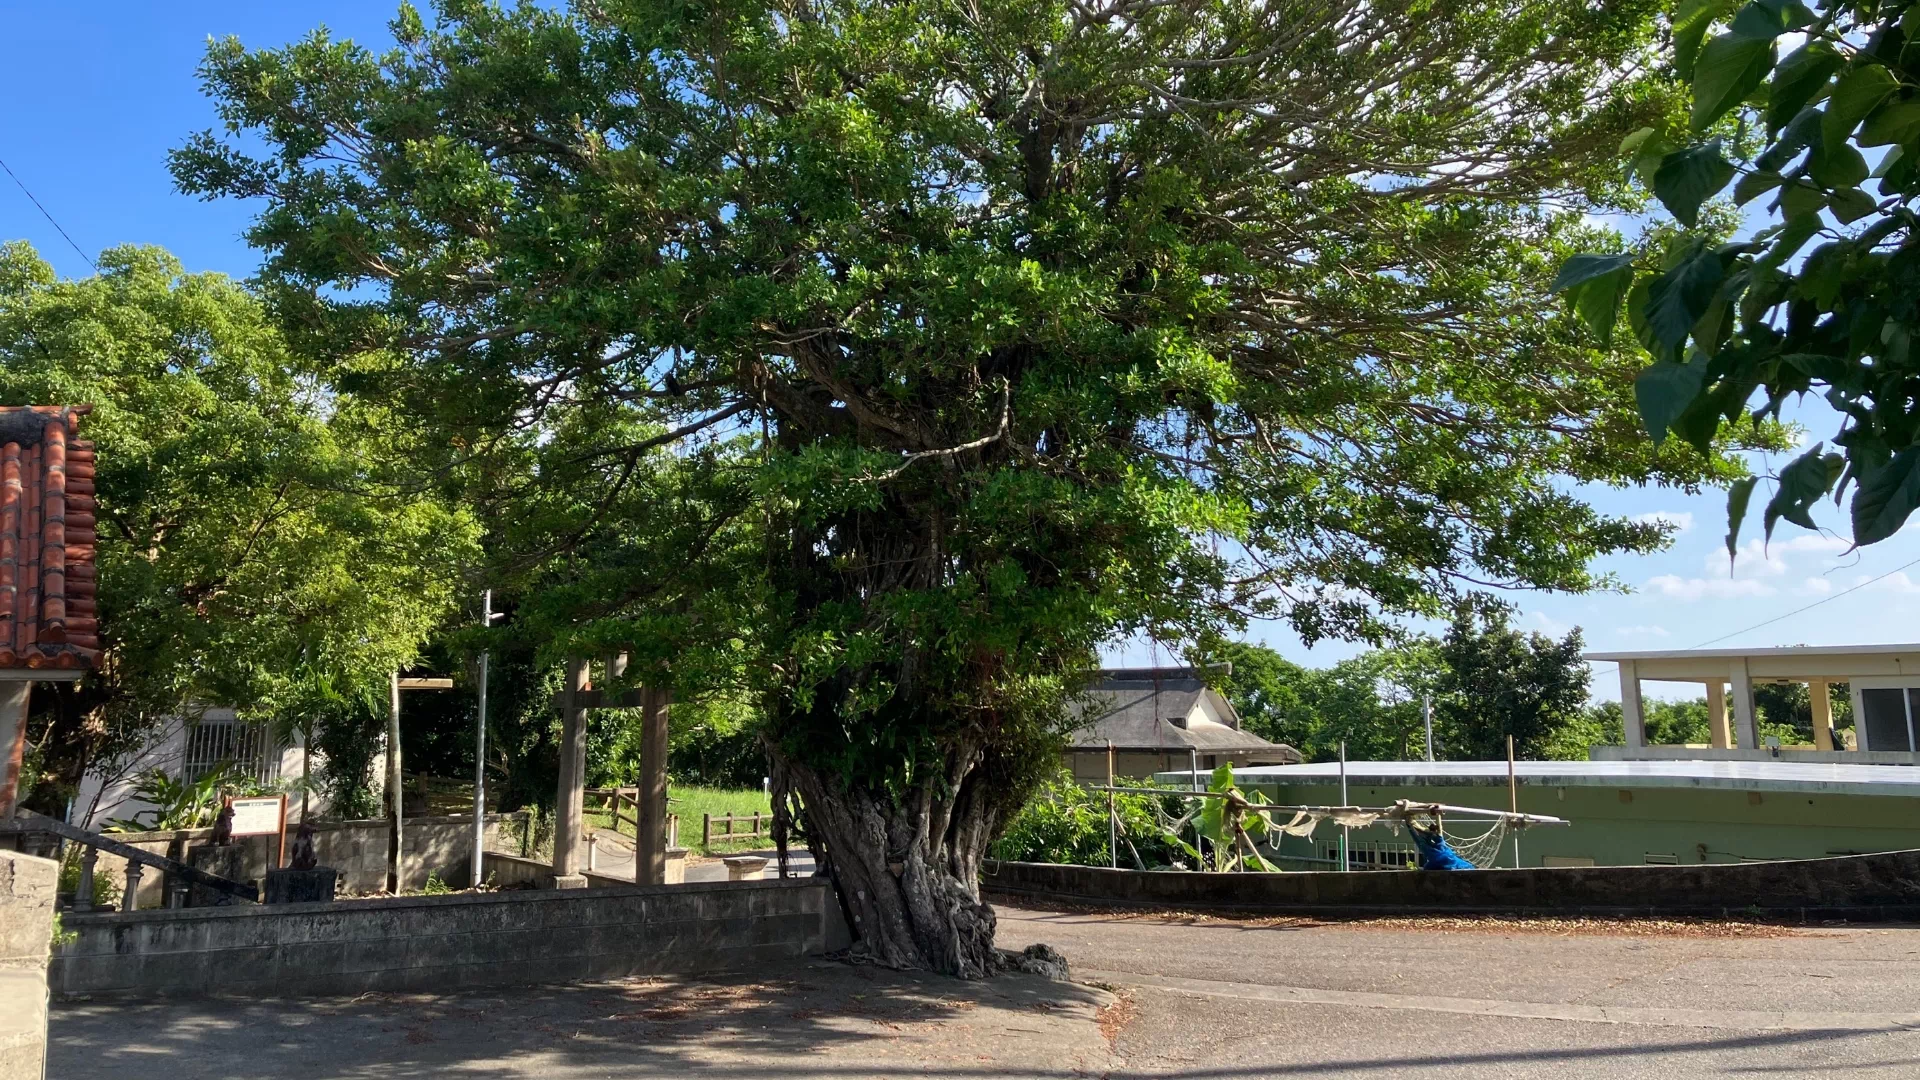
[1507,734,1520,869]
[1106,741,1117,870]
[1338,741,1349,872]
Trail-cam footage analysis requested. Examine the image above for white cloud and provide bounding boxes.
[1616,624,1671,638]
[1631,511,1694,534]
[1526,610,1572,637]
[1859,571,1920,596]
[1797,577,1834,597]
[1645,574,1777,600]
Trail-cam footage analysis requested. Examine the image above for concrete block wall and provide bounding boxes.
[49,877,837,999]
[0,850,57,1080]
[983,848,1920,919]
[82,814,510,907]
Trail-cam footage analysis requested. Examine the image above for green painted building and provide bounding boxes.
[1156,761,1920,870]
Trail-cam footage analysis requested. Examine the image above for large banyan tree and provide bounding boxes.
[175,0,1775,974]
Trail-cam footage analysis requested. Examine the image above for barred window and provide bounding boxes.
[181,717,281,786]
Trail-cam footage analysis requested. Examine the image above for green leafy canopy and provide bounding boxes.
[1556,0,1920,551]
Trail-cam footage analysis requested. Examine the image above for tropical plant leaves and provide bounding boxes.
[1653,140,1736,226]
[1859,102,1920,148]
[1764,443,1843,539]
[1691,33,1777,131]
[1766,43,1846,132]
[1674,0,1732,79]
[1552,253,1636,346]
[1641,244,1726,351]
[1725,475,1758,563]
[1728,0,1814,38]
[1635,355,1710,443]
[1823,64,1898,149]
[1852,447,1920,544]
[1734,168,1784,204]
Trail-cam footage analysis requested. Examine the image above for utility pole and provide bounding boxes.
[1338,740,1350,872]
[1423,693,1434,763]
[387,672,402,894]
[472,589,498,888]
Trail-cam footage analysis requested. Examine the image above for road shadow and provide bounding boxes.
[50,960,1112,1080]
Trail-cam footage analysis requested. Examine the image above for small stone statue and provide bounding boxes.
[212,803,234,846]
[290,822,318,870]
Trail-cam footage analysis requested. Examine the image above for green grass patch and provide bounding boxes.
[584,785,774,856]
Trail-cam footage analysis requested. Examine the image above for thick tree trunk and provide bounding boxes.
[771,742,1004,978]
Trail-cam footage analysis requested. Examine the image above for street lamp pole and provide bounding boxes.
[472,589,492,888]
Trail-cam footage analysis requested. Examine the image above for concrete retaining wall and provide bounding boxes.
[81,814,511,907]
[50,877,844,1000]
[982,848,1920,918]
[0,850,57,1080]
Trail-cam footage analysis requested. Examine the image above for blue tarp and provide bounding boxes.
[1408,824,1477,870]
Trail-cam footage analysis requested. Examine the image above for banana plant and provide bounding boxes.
[1160,764,1283,872]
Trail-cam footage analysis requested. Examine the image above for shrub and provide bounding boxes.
[991,773,1184,868]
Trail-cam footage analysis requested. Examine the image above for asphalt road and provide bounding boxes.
[46,899,1920,1078]
[996,904,1920,1078]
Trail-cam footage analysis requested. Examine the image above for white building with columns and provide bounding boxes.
[1585,644,1920,764]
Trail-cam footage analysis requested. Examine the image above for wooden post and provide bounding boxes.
[751,811,761,838]
[552,657,590,881]
[0,680,33,820]
[635,684,670,884]
[702,813,712,849]
[387,672,403,894]
[1810,679,1836,751]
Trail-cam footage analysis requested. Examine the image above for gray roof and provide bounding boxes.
[1068,669,1299,759]
[1585,642,1920,661]
[1207,759,1920,798]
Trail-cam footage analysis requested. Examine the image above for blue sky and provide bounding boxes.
[6,3,1918,701]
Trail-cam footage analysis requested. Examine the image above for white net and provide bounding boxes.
[1437,818,1510,868]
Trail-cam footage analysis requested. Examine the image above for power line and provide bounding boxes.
[1584,553,1920,685]
[1686,554,1920,650]
[0,154,95,271]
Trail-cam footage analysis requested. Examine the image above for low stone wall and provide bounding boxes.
[50,877,844,1000]
[0,850,57,1080]
[982,849,1920,919]
[79,814,512,907]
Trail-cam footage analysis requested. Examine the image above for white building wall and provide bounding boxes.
[72,710,329,829]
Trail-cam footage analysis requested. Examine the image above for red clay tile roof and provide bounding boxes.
[0,406,99,670]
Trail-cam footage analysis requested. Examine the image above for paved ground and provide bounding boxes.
[49,903,1920,1078]
[50,962,1112,1079]
[996,904,1920,1078]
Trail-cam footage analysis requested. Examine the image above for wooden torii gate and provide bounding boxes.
[551,652,670,886]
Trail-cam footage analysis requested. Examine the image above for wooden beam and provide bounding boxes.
[396,677,454,690]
